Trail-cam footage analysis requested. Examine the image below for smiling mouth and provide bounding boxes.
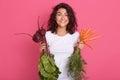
[60,20,67,23]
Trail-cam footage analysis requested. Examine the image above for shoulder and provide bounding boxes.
[45,31,53,45]
[67,31,79,39]
[46,31,52,35]
[70,31,80,40]
[72,31,80,37]
[45,31,55,39]
[71,31,80,46]
[45,31,53,37]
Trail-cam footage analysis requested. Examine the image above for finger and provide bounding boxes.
[41,43,46,46]
[39,41,42,44]
[39,42,45,46]
[40,47,46,52]
[80,41,84,44]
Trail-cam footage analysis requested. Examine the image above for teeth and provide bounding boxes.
[61,21,64,22]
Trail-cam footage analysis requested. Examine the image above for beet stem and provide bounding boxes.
[14,33,32,37]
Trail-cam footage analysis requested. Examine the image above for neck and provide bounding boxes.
[56,27,67,36]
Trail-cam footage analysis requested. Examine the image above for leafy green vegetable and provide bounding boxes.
[38,51,61,80]
[67,48,87,80]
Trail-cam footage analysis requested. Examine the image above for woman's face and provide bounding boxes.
[55,8,69,28]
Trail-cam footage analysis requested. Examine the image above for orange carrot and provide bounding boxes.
[80,28,100,49]
[87,36,100,41]
[84,41,93,49]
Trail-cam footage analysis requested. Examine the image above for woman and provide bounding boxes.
[39,3,84,80]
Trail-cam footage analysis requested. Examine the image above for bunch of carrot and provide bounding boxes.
[80,28,100,49]
[68,28,100,80]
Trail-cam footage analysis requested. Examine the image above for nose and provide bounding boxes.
[61,15,66,20]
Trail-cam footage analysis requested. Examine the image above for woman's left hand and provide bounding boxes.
[77,40,84,50]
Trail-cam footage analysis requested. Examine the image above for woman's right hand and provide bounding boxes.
[39,42,46,52]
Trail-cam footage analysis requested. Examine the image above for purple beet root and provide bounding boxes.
[32,26,46,43]
[15,16,46,43]
[32,16,46,43]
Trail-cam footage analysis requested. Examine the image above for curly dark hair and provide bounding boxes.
[48,3,78,34]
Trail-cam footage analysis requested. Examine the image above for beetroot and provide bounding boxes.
[15,16,46,43]
[32,26,46,43]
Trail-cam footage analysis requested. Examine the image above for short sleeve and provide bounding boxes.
[45,31,52,46]
[73,31,80,47]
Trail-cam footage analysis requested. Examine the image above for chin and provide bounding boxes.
[60,24,68,27]
[60,26,67,28]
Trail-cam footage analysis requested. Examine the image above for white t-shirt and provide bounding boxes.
[45,31,79,80]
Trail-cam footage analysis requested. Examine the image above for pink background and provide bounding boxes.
[0,0,120,80]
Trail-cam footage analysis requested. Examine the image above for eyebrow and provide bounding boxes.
[56,12,68,14]
[56,12,62,14]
